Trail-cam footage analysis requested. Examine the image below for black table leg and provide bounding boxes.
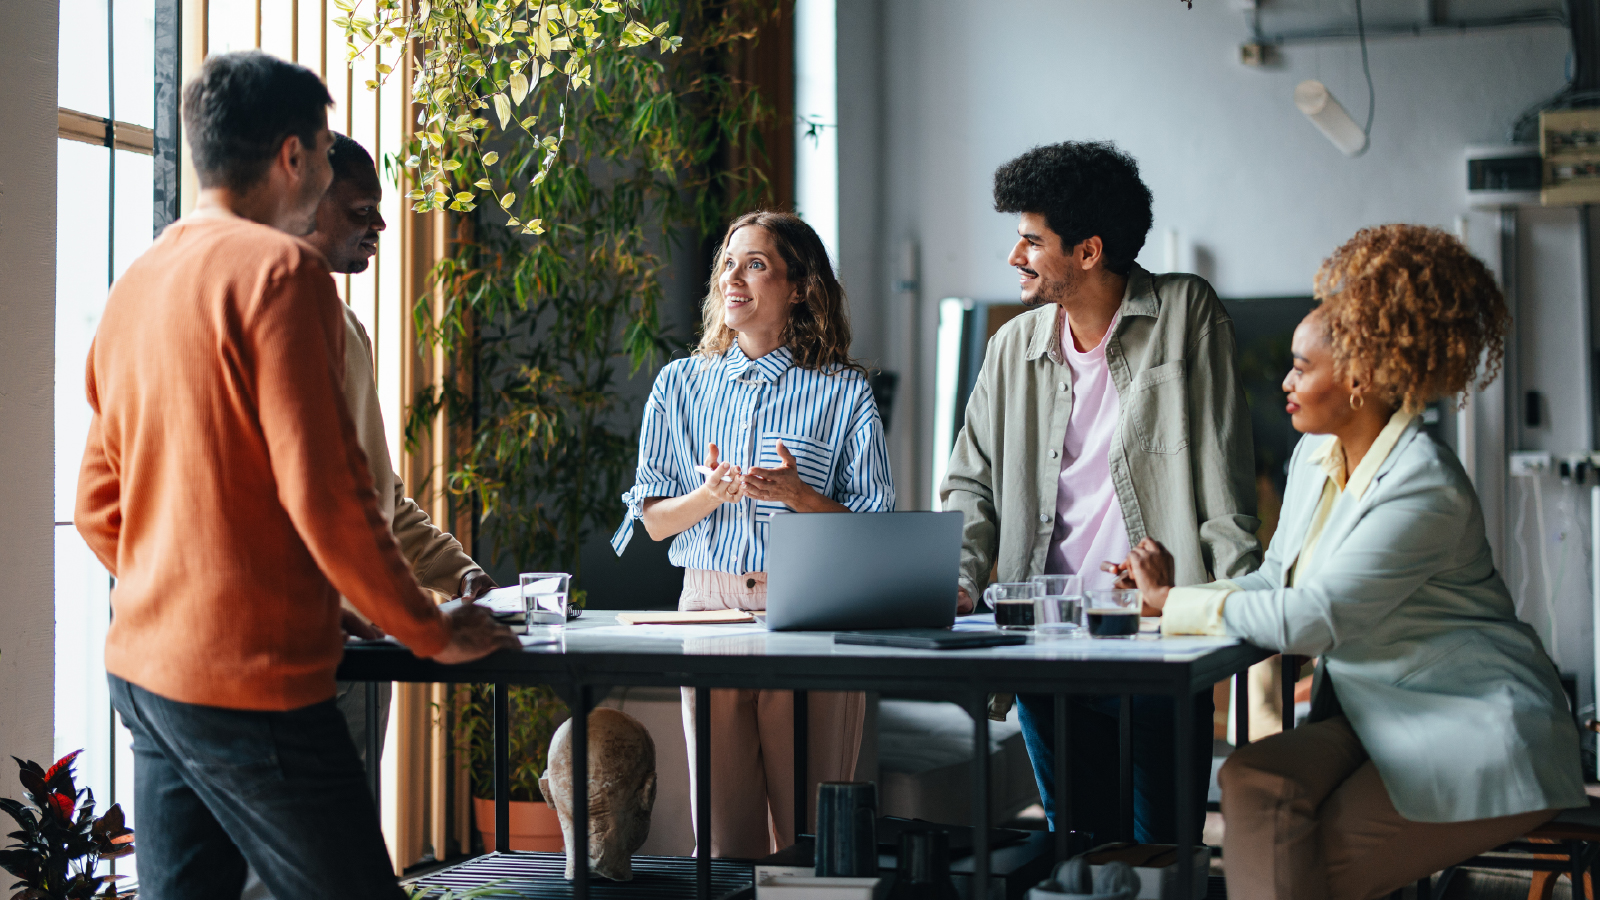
[1054,693,1071,862]
[364,681,381,807]
[696,686,711,900]
[1174,684,1197,900]
[493,682,510,853]
[1281,655,1298,731]
[971,695,990,900]
[572,684,591,900]
[1119,693,1133,842]
[794,689,808,841]
[1234,667,1250,747]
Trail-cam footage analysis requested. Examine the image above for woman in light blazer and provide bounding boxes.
[1121,225,1586,900]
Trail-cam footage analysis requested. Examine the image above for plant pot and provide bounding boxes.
[472,796,564,852]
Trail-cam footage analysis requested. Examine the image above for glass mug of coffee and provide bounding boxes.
[984,582,1040,630]
[1029,574,1084,637]
[1083,588,1141,638]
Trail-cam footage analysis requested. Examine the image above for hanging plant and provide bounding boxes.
[403,0,778,580]
[338,0,681,233]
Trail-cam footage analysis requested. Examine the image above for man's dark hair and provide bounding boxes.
[993,142,1154,277]
[182,51,333,191]
[328,133,378,187]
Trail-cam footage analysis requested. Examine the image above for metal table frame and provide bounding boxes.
[339,619,1281,900]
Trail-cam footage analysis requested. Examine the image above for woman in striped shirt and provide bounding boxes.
[611,211,895,858]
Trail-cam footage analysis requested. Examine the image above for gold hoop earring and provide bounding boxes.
[1349,393,1364,410]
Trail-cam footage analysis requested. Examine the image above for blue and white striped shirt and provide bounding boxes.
[611,342,895,574]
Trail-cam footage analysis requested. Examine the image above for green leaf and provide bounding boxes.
[535,4,552,56]
[454,191,475,202]
[442,159,462,170]
[499,192,516,209]
[509,71,530,105]
[493,92,513,130]
[481,150,500,165]
[474,178,492,189]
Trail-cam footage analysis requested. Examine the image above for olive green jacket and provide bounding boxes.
[941,265,1262,606]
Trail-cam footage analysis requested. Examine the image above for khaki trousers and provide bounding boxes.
[1218,716,1557,900]
[678,569,865,859]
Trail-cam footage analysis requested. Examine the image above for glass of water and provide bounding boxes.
[984,582,1041,630]
[1030,574,1084,637]
[520,572,569,639]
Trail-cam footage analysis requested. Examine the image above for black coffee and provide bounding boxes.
[994,599,1035,629]
[1086,608,1139,637]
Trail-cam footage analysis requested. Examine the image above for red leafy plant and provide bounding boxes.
[0,751,134,899]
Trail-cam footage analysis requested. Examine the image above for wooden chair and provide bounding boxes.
[1427,798,1600,900]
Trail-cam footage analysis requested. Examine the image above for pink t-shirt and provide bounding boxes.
[1044,308,1130,590]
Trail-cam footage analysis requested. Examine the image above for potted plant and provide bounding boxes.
[341,0,779,855]
[384,0,779,857]
[0,751,135,899]
[455,682,570,852]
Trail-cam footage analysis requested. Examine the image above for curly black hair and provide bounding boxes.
[993,142,1154,277]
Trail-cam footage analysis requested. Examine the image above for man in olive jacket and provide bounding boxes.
[941,142,1261,843]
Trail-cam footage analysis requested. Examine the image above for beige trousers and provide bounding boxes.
[1218,715,1558,900]
[678,569,865,859]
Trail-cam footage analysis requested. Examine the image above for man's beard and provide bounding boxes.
[1020,268,1075,309]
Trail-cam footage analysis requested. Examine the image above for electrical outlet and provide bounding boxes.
[1510,451,1552,477]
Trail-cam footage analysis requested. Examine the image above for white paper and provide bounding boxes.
[578,623,770,640]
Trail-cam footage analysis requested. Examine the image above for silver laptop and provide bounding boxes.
[764,511,963,631]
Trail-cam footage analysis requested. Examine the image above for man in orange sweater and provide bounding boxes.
[75,51,515,900]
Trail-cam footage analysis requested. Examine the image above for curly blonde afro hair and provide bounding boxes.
[1314,224,1509,413]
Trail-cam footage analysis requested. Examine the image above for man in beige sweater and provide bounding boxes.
[308,132,498,754]
[238,130,496,900]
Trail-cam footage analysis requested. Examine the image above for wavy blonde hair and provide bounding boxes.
[696,210,864,374]
[1314,224,1509,414]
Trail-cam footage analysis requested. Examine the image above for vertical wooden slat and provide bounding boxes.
[254,0,262,47]
[319,0,327,79]
[290,0,298,61]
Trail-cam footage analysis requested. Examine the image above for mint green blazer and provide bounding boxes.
[1222,417,1586,822]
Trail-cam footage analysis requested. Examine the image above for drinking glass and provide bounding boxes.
[1030,574,1084,637]
[1083,588,1141,639]
[520,572,569,639]
[984,582,1041,630]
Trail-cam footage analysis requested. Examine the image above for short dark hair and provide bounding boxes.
[182,51,333,191]
[993,142,1154,277]
[328,133,378,187]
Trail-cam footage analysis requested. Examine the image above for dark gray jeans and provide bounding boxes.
[108,675,404,900]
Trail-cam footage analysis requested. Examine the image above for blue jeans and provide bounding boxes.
[108,675,404,900]
[1015,692,1213,844]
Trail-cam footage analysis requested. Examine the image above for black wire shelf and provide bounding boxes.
[403,852,754,899]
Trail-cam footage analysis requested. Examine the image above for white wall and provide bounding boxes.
[846,1,1595,709]
[0,1,59,777]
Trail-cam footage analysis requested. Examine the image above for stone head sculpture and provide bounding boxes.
[538,707,657,881]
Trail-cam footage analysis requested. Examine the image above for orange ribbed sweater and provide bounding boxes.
[75,216,450,711]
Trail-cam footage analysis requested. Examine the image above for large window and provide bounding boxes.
[55,0,156,883]
[55,0,421,874]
